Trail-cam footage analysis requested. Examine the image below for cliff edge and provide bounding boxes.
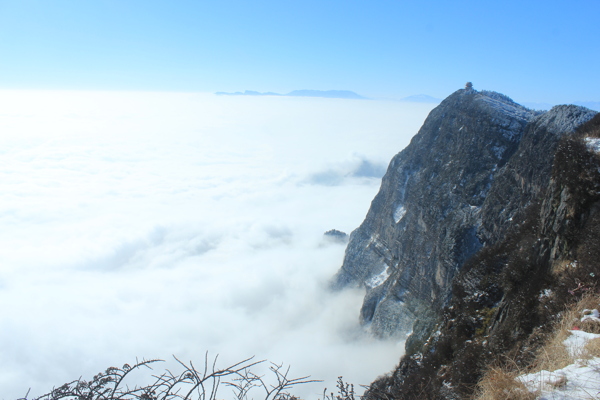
[332,87,596,346]
[333,86,599,399]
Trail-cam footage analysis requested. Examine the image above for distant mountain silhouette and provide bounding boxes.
[215,89,366,99]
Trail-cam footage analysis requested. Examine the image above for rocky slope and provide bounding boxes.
[366,113,600,399]
[332,87,598,398]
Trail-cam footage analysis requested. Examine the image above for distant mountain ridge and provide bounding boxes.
[214,91,599,109]
[215,89,366,99]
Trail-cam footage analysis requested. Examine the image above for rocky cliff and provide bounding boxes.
[335,89,534,336]
[332,87,598,397]
[366,112,600,400]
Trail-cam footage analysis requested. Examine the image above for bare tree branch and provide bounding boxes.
[28,355,323,400]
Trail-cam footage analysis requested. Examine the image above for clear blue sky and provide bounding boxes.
[0,0,598,104]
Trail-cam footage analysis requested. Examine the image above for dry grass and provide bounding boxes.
[535,309,578,371]
[474,366,537,400]
[583,337,600,359]
[573,294,600,327]
[534,292,600,370]
[474,293,600,399]
[551,259,577,275]
[532,333,574,372]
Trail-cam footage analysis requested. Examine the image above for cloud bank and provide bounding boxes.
[0,91,435,399]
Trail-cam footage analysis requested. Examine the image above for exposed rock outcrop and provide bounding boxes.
[323,229,349,244]
[332,86,599,399]
[332,88,597,348]
[366,113,600,400]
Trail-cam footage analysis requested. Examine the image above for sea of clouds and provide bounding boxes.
[0,90,435,399]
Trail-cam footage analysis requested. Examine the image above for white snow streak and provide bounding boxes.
[366,264,390,288]
[394,205,407,223]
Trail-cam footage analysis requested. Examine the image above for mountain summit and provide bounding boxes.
[334,89,541,337]
[332,87,598,398]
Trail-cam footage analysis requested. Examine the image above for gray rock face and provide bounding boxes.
[365,113,600,399]
[478,104,599,246]
[332,88,596,340]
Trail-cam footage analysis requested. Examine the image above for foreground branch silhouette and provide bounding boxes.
[22,354,321,400]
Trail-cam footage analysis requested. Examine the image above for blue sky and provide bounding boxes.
[0,0,598,104]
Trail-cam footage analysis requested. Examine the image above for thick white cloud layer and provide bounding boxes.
[0,91,435,399]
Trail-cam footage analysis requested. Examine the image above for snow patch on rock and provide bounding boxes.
[366,264,390,289]
[534,105,597,137]
[477,91,535,125]
[394,205,407,223]
[585,137,600,153]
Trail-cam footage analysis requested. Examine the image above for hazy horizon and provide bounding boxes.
[1,1,599,104]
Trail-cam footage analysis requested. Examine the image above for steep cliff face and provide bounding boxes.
[366,113,600,400]
[477,104,598,245]
[332,88,597,347]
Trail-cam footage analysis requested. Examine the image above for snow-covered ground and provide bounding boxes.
[518,314,600,399]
